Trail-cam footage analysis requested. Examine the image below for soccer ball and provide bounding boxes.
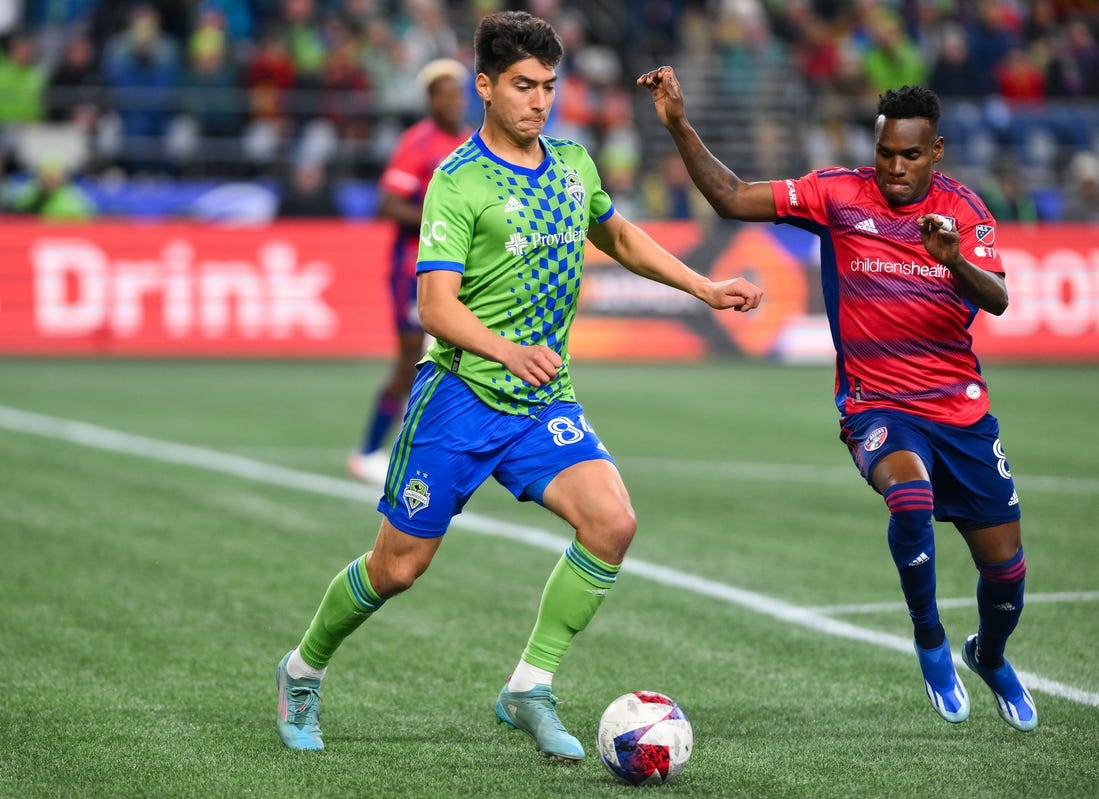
[595,691,693,786]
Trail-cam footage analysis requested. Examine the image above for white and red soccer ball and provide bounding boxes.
[595,691,693,786]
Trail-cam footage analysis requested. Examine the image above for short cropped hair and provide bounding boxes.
[474,11,563,81]
[877,86,941,130]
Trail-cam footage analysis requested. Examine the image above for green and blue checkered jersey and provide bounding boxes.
[416,131,614,414]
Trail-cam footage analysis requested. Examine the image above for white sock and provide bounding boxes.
[287,648,327,681]
[507,660,554,693]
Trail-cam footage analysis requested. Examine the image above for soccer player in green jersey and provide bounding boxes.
[276,10,763,760]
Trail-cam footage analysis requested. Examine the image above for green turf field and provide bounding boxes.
[2,358,1096,798]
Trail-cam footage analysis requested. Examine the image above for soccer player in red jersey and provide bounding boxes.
[347,58,473,484]
[639,69,1036,731]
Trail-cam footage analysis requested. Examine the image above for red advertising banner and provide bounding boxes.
[0,220,1096,361]
[0,221,396,356]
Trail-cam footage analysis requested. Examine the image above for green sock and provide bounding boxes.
[298,555,385,670]
[521,540,621,672]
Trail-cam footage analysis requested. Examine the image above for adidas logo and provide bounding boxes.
[907,552,930,567]
[504,195,523,213]
[993,602,1016,612]
[855,218,879,234]
[1008,490,1019,506]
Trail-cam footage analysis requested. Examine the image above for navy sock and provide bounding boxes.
[974,548,1026,669]
[884,481,943,650]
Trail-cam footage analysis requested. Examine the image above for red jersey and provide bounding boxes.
[770,167,1004,426]
[379,118,470,279]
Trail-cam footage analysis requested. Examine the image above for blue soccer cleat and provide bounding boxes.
[914,638,970,723]
[276,650,324,750]
[494,683,585,761]
[962,634,1038,732]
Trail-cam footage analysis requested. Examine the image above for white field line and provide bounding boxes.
[2,404,1097,709]
[622,457,1099,495]
[811,591,1099,616]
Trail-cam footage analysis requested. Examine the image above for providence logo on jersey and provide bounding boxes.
[502,227,585,257]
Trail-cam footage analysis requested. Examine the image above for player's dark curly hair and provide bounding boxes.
[474,11,563,80]
[877,86,941,129]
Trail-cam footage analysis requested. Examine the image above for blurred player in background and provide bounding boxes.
[639,68,1035,732]
[277,12,762,758]
[346,57,472,485]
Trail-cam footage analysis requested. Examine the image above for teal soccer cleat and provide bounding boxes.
[276,650,324,750]
[494,683,585,761]
[962,634,1038,732]
[914,638,970,723]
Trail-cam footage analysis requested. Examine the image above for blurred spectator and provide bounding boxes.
[1044,15,1099,99]
[102,4,182,171]
[398,0,459,70]
[978,159,1039,223]
[21,0,97,67]
[277,159,340,217]
[9,158,96,221]
[1060,150,1099,223]
[317,23,371,140]
[787,5,842,93]
[929,23,973,99]
[281,0,326,85]
[46,31,103,128]
[200,0,256,43]
[359,17,424,120]
[180,11,242,139]
[966,0,1020,97]
[598,134,641,220]
[22,0,97,32]
[805,38,877,169]
[641,150,704,221]
[714,4,788,178]
[0,32,47,124]
[244,25,297,135]
[861,14,927,95]
[994,45,1045,100]
[188,3,229,60]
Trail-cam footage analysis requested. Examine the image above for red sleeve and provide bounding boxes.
[770,172,830,226]
[379,128,427,199]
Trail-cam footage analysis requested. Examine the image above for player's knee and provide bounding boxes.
[578,505,636,564]
[368,555,428,598]
[600,506,637,560]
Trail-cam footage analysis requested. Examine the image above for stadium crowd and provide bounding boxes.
[0,0,1096,222]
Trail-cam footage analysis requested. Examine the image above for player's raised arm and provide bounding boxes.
[587,212,762,312]
[637,65,778,222]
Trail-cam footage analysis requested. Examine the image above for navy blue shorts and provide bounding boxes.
[840,409,1021,530]
[376,363,615,537]
[390,268,421,333]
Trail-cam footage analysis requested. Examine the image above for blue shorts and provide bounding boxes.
[840,409,1021,530]
[376,363,615,537]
